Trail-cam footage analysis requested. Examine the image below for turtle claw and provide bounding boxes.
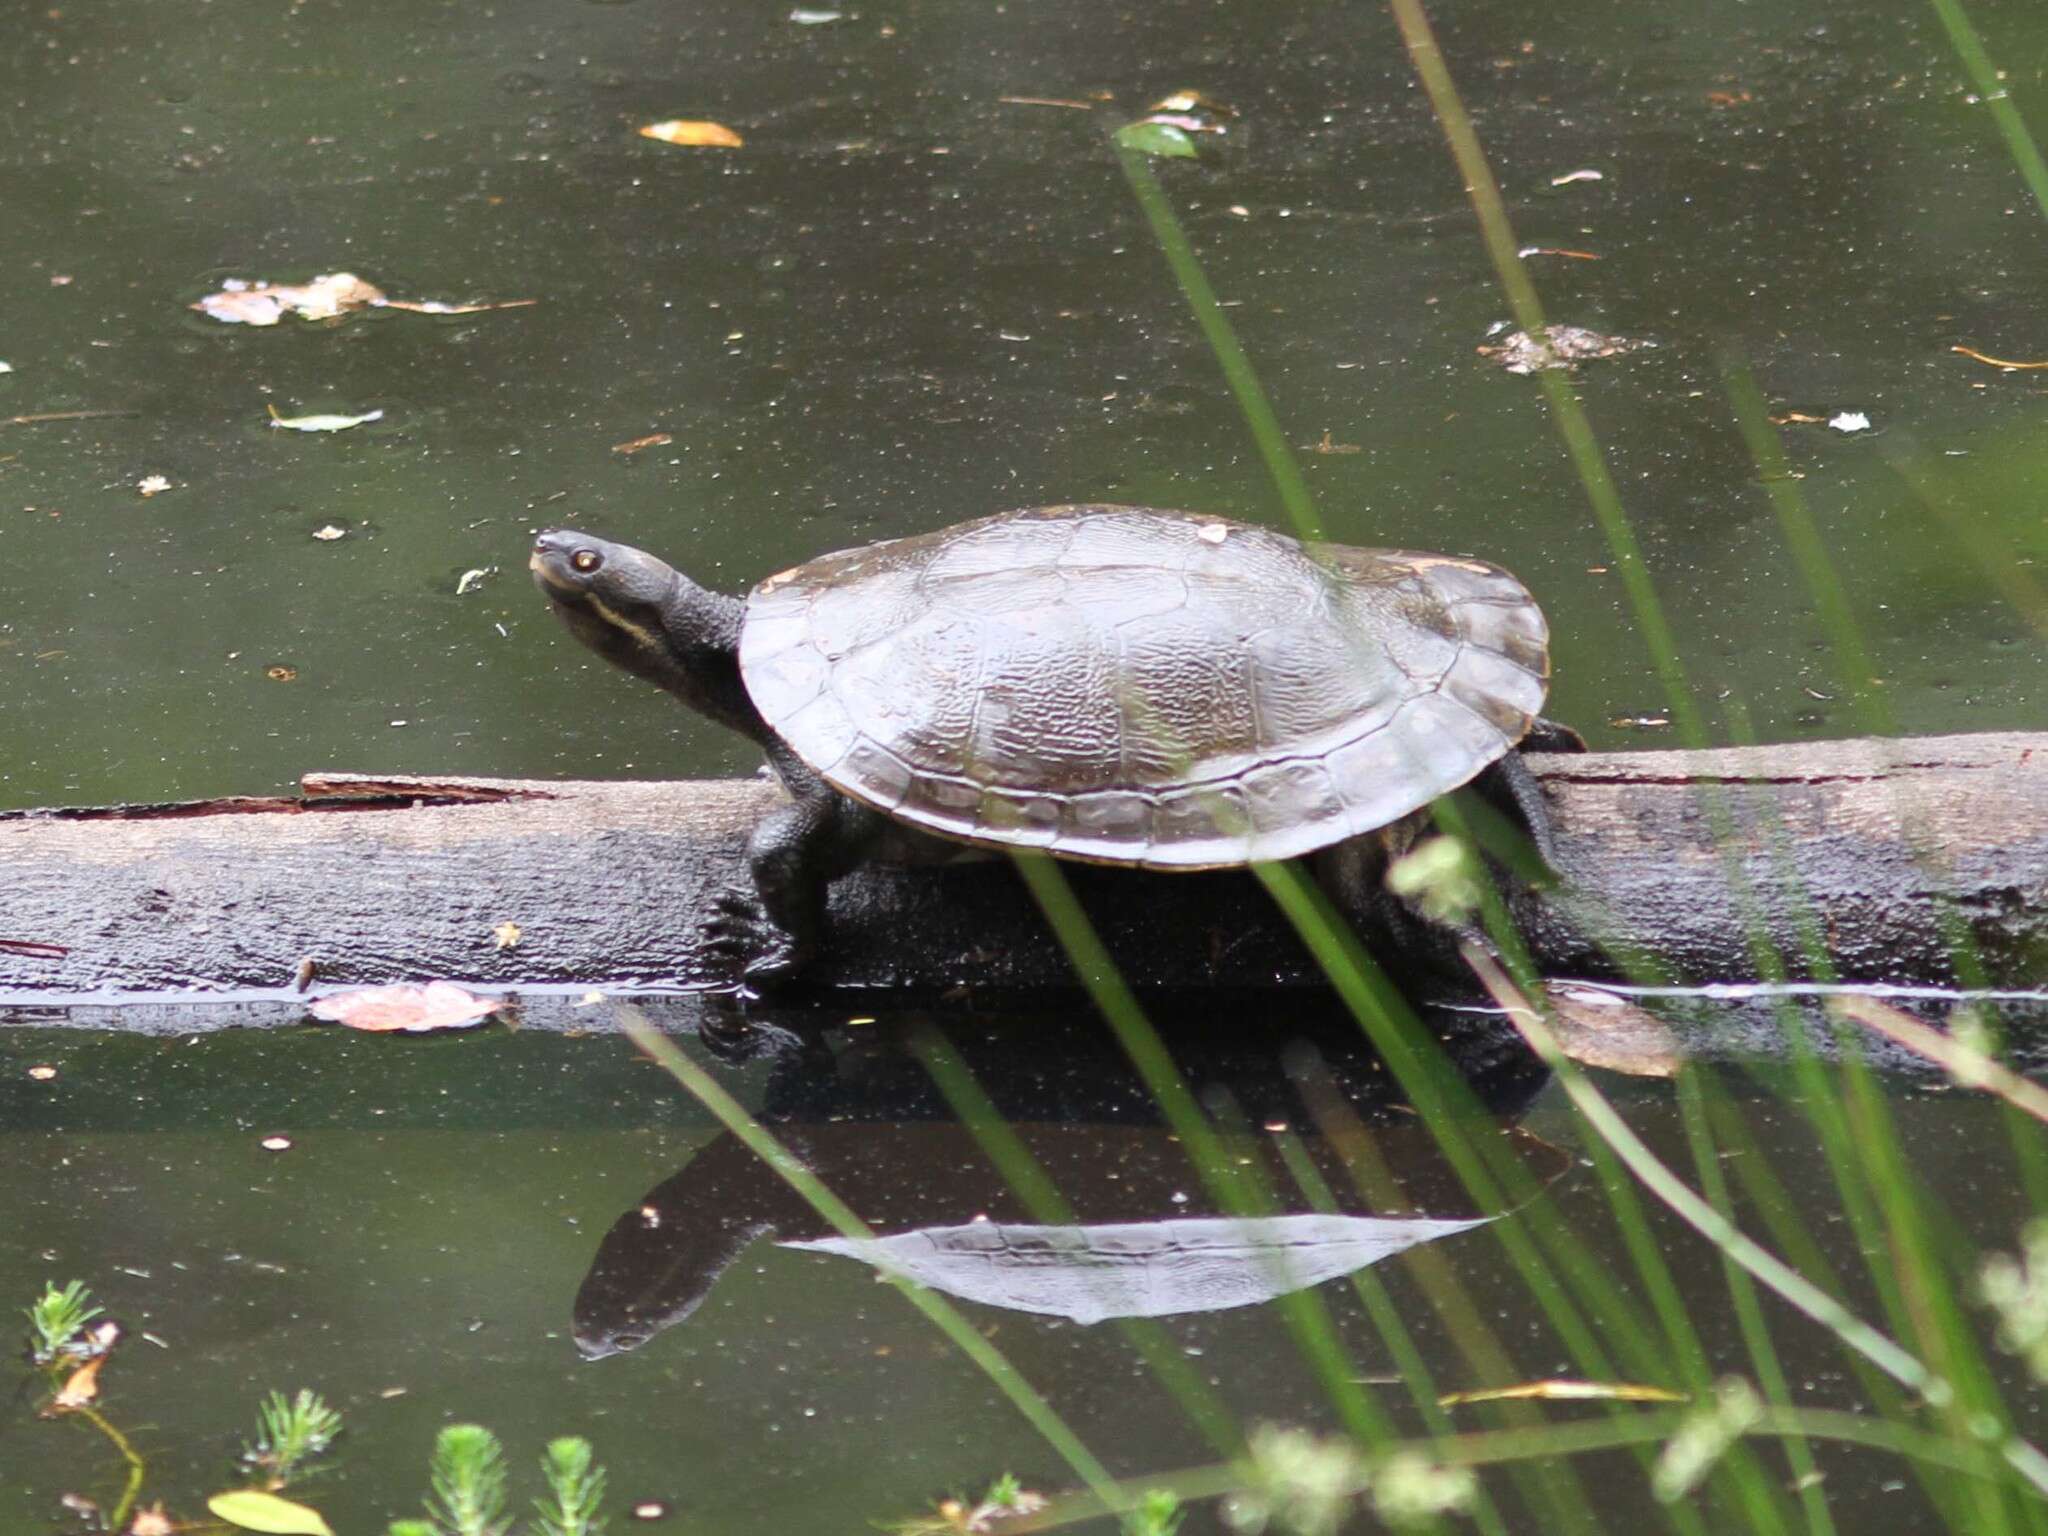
[702,887,810,992]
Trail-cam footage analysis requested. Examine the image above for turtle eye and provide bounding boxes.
[571,549,603,574]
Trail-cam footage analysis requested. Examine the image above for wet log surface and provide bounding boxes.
[0,732,2042,1030]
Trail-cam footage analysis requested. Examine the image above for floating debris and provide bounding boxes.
[639,119,744,148]
[1478,323,1652,374]
[307,980,507,1033]
[611,431,673,455]
[267,404,383,433]
[1952,344,2048,371]
[194,271,537,327]
[1828,411,1872,434]
[1441,1378,1688,1407]
[136,474,172,497]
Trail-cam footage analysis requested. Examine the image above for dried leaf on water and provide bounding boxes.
[194,271,537,326]
[611,432,674,454]
[267,404,383,433]
[639,119,744,148]
[205,1490,336,1536]
[49,1356,104,1412]
[194,272,386,326]
[307,981,506,1033]
[1542,982,1686,1077]
[1441,1378,1688,1407]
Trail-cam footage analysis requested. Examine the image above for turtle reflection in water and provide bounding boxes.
[531,505,1581,988]
[573,1116,1572,1356]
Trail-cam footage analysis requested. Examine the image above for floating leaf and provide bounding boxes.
[137,474,173,497]
[611,431,673,455]
[206,1489,336,1536]
[1114,120,1198,160]
[267,404,383,433]
[307,981,505,1033]
[1476,323,1652,374]
[492,921,522,950]
[639,119,744,148]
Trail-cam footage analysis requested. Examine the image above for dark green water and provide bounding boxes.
[4,0,2047,1530]
[2,0,2043,806]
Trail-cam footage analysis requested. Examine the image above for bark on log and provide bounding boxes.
[0,732,2042,1021]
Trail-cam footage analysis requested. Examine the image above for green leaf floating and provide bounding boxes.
[1114,120,1198,160]
[206,1489,337,1536]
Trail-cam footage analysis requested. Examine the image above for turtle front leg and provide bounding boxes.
[706,754,886,991]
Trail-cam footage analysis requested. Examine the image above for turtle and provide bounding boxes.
[530,504,1580,988]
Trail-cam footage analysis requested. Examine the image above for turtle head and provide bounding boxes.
[529,529,694,686]
[531,528,757,735]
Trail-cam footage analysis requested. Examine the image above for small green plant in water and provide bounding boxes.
[533,1437,607,1536]
[1123,1487,1185,1536]
[391,1427,609,1536]
[1980,1218,2048,1382]
[26,1279,103,1365]
[242,1389,344,1486]
[413,1423,510,1536]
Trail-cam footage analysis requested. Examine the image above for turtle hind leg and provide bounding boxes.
[1471,714,1584,877]
[707,756,886,992]
[1473,751,1563,872]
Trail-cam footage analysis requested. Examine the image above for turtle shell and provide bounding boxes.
[736,505,1550,868]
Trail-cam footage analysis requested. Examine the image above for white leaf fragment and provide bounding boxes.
[136,475,172,497]
[1827,411,1871,434]
[455,567,493,595]
[267,404,384,433]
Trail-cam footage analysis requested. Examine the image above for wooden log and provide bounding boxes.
[0,733,2042,1021]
